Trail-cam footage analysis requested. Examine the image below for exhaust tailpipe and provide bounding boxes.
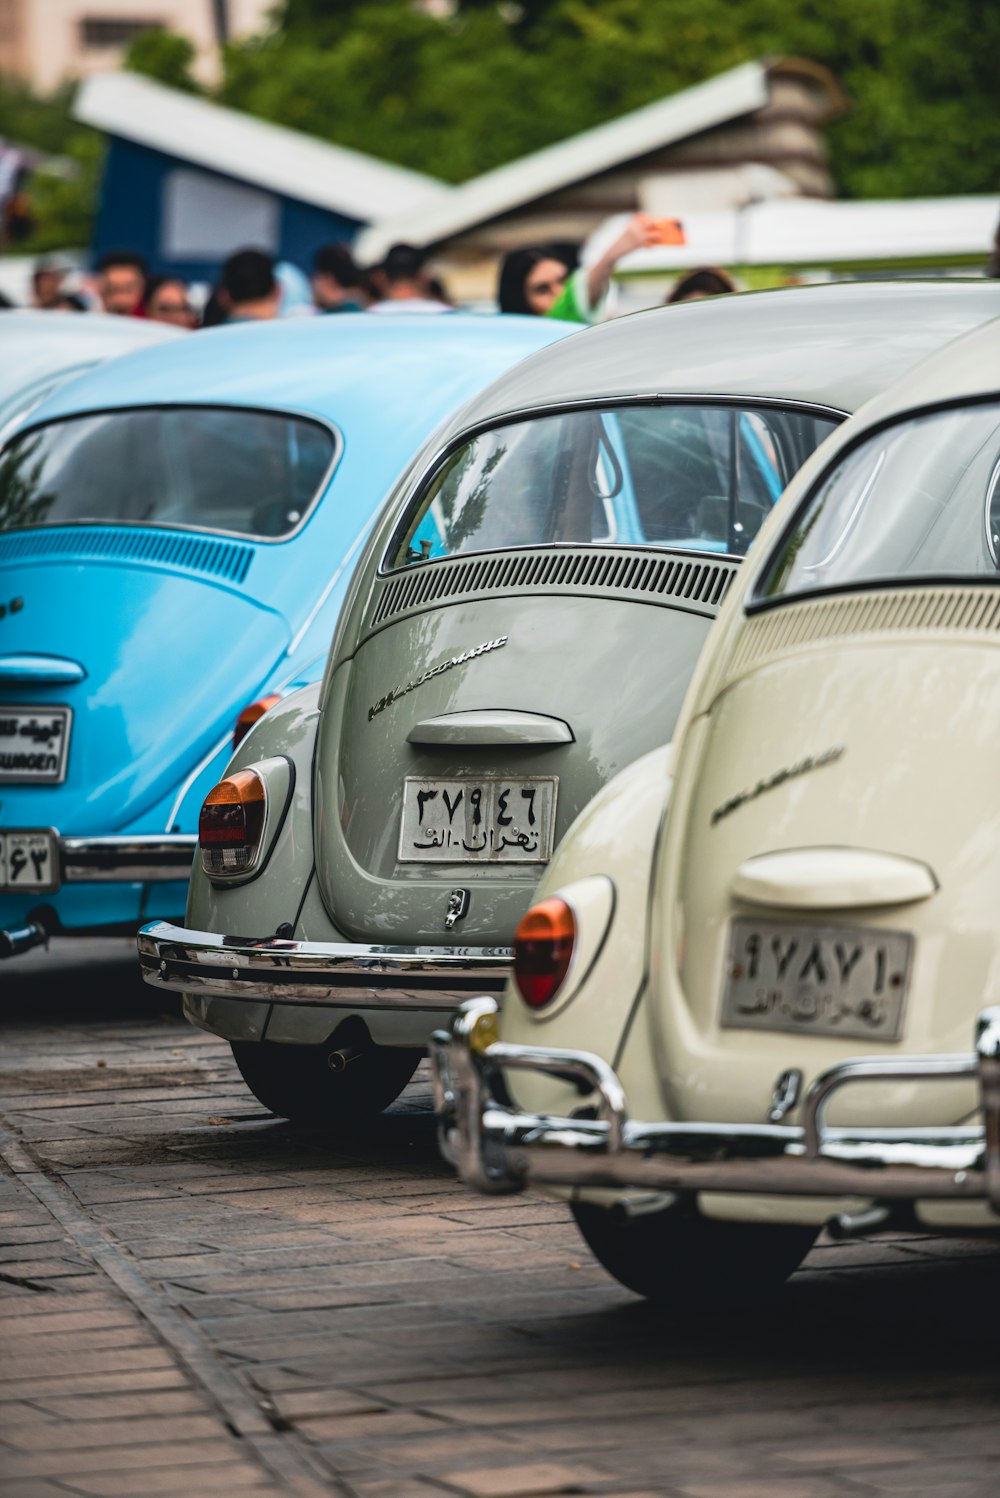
[0,921,49,960]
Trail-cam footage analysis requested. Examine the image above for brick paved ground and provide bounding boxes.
[2,942,999,1498]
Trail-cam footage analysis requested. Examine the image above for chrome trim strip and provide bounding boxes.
[430,997,1000,1209]
[61,835,196,883]
[137,920,512,1009]
[163,731,234,832]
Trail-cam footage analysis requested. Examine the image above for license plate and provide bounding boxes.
[398,776,558,864]
[720,917,912,1041]
[0,829,59,893]
[0,706,72,784]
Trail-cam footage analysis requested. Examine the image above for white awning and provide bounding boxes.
[74,71,446,224]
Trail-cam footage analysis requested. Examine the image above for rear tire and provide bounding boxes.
[572,1201,816,1306]
[231,1037,419,1124]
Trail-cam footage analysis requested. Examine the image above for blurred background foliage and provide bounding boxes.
[1,0,997,252]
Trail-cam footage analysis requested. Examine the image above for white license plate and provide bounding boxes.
[720,918,912,1041]
[0,829,59,893]
[398,776,558,864]
[0,706,72,784]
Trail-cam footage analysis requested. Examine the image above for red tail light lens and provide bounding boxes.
[199,770,266,875]
[513,897,576,1010]
[233,694,282,750]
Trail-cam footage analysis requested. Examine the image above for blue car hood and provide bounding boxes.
[0,551,289,833]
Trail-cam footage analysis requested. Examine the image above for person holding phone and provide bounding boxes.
[498,213,676,323]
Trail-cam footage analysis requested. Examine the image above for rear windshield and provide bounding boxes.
[755,400,1000,605]
[0,406,337,539]
[389,402,839,568]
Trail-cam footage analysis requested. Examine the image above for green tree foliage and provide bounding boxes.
[220,0,1000,197]
[3,0,996,257]
[123,28,200,92]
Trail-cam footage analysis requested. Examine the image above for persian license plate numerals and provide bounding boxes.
[399,776,557,863]
[0,829,59,892]
[720,917,912,1041]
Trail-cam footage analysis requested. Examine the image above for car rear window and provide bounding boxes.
[389,402,839,568]
[755,400,1000,605]
[0,406,337,539]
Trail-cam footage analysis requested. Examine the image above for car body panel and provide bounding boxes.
[437,313,1000,1234]
[315,589,714,943]
[1,314,576,940]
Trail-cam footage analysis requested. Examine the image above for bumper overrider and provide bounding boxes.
[429,997,1000,1214]
[137,921,512,1010]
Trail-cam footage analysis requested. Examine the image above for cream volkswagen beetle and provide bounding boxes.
[138,283,1000,1129]
[433,313,1000,1303]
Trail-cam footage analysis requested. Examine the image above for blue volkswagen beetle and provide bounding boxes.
[0,313,576,956]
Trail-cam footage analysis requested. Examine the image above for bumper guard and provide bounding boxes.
[429,997,1000,1213]
[138,920,512,1010]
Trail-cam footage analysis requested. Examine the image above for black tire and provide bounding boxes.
[231,1037,420,1124]
[572,1201,816,1306]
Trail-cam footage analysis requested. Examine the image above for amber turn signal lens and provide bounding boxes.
[513,897,576,1009]
[199,770,266,874]
[233,694,282,750]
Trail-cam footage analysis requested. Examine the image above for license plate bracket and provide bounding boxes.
[720,917,912,1041]
[0,829,60,893]
[398,776,558,864]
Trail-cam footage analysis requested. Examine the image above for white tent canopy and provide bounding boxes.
[612,195,998,273]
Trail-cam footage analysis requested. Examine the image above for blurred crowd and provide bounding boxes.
[7,213,740,328]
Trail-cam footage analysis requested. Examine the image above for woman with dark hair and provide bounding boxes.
[665,266,736,304]
[498,214,665,323]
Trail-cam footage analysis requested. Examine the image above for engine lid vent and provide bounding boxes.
[730,585,1000,681]
[0,526,255,584]
[370,546,737,632]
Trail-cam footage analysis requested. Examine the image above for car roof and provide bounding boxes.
[0,310,182,406]
[439,281,1000,438]
[26,313,579,430]
[826,308,1000,432]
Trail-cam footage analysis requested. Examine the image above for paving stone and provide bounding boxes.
[436,1461,596,1496]
[61,1461,279,1495]
[0,1412,228,1452]
[31,1390,208,1421]
[0,1437,249,1480]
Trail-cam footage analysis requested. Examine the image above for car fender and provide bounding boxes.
[185,683,321,939]
[499,744,672,1118]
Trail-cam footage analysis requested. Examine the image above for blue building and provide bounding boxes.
[73,71,447,282]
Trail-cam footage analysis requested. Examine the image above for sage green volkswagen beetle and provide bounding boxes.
[139,281,1000,1125]
[433,313,1000,1304]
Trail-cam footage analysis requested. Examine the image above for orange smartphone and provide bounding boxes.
[650,217,686,246]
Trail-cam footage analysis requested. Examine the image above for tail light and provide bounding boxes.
[233,694,282,750]
[199,770,266,876]
[513,897,576,1009]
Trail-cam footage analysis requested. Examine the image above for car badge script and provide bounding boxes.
[368,637,508,721]
[711,745,844,826]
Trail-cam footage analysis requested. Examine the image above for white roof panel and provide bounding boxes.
[355,60,770,261]
[74,71,446,223]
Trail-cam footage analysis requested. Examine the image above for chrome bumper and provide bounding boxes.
[137,920,512,1010]
[61,835,196,883]
[429,997,1000,1212]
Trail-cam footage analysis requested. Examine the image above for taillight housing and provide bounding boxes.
[233,694,282,751]
[513,897,576,1010]
[199,770,266,877]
